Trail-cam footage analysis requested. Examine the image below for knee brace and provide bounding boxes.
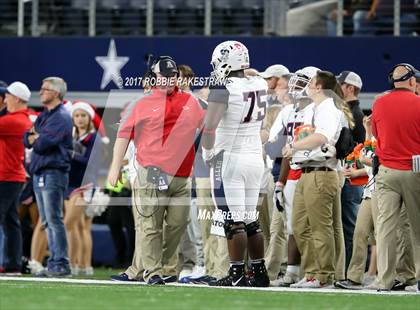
[245,221,262,237]
[224,222,246,240]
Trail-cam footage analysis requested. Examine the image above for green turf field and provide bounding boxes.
[1,280,418,310]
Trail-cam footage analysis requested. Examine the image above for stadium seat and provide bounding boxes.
[61,0,90,35]
[184,0,205,34]
[96,0,129,35]
[238,0,264,35]
[120,0,148,35]
[154,0,185,35]
[212,0,241,35]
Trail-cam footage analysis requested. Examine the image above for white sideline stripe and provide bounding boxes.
[0,276,417,296]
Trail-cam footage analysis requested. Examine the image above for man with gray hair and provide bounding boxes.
[24,77,73,277]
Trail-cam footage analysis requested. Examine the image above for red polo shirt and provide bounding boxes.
[118,88,205,177]
[372,89,420,170]
[0,109,33,182]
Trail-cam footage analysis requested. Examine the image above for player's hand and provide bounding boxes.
[273,182,285,212]
[282,144,293,159]
[363,115,372,136]
[343,167,358,179]
[107,164,123,187]
[202,147,215,164]
[28,132,39,145]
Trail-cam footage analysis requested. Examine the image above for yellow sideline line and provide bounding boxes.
[0,276,417,296]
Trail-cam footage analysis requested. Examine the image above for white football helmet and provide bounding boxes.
[210,41,250,82]
[288,66,320,99]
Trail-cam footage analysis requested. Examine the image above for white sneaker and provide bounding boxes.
[290,277,310,288]
[178,268,194,281]
[299,278,326,288]
[362,273,376,286]
[71,265,80,276]
[365,279,380,290]
[279,272,299,287]
[79,267,94,276]
[28,260,44,275]
[405,284,417,292]
[188,265,206,279]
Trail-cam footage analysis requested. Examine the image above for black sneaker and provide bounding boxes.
[47,266,71,278]
[334,279,362,290]
[147,275,165,285]
[209,274,248,287]
[391,280,407,291]
[248,261,270,287]
[162,275,178,283]
[110,273,138,282]
[191,275,217,285]
[209,265,248,287]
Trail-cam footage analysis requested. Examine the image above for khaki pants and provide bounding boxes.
[375,166,420,289]
[195,177,216,276]
[133,165,191,282]
[347,198,374,283]
[124,200,144,279]
[293,170,339,283]
[395,204,416,285]
[265,208,287,280]
[207,234,230,278]
[257,193,272,254]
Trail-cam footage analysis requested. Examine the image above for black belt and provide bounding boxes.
[301,167,334,174]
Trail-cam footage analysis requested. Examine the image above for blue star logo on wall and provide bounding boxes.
[95,39,129,90]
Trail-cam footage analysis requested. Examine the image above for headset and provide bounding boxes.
[388,63,417,85]
[147,55,174,79]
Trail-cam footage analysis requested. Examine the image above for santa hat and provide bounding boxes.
[71,101,95,119]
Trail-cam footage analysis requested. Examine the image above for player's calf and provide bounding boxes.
[246,222,269,287]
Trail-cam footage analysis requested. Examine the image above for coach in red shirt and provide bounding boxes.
[372,63,420,291]
[108,57,205,285]
[0,82,32,274]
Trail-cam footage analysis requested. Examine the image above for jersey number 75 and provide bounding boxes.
[242,90,267,123]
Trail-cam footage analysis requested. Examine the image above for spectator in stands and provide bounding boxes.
[24,77,73,277]
[64,102,100,276]
[258,65,290,107]
[373,0,417,35]
[107,56,205,285]
[0,82,32,275]
[327,0,354,36]
[352,0,377,35]
[337,71,366,270]
[372,63,420,291]
[0,81,9,116]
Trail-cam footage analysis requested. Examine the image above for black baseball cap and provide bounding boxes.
[153,57,178,77]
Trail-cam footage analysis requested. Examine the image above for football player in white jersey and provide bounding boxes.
[267,67,319,286]
[201,40,269,287]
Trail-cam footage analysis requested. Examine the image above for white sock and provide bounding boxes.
[286,265,299,275]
